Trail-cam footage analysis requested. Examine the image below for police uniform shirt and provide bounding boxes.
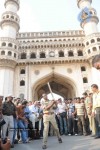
[41,99,54,114]
[92,91,100,112]
[85,97,92,114]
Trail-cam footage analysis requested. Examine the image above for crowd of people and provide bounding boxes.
[0,83,100,149]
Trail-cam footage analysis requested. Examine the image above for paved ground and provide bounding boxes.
[14,135,100,150]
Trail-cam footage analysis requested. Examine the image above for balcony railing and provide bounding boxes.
[17,30,85,39]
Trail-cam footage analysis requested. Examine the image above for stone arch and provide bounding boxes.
[91,39,95,43]
[2,42,6,46]
[93,47,97,52]
[97,38,100,42]
[86,41,89,46]
[58,51,64,57]
[6,15,9,18]
[11,15,14,19]
[30,52,36,59]
[32,73,77,101]
[21,52,27,59]
[81,66,86,71]
[8,43,13,47]
[1,50,5,55]
[83,77,88,83]
[20,69,25,74]
[68,51,74,57]
[78,50,83,56]
[20,80,25,86]
[8,51,12,56]
[40,52,46,58]
[14,53,16,58]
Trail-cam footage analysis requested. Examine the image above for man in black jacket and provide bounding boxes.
[2,95,16,148]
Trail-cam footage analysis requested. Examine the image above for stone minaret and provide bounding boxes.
[0,0,20,96]
[77,0,100,88]
[77,0,99,35]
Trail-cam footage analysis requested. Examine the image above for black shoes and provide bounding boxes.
[58,138,62,143]
[11,144,14,148]
[94,136,100,139]
[84,133,88,136]
[42,145,47,149]
[91,135,95,137]
[42,138,62,149]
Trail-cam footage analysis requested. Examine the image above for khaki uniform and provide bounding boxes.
[92,92,100,112]
[42,99,61,145]
[85,97,95,134]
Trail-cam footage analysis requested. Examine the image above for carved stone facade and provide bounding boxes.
[0,0,100,100]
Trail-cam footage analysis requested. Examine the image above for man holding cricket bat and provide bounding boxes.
[41,93,62,149]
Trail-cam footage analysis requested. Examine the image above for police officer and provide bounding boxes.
[41,93,62,149]
[91,84,100,139]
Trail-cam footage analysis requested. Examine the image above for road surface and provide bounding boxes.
[14,135,100,150]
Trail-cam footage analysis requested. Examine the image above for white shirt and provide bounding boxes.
[57,102,66,113]
[29,104,39,113]
[54,107,59,115]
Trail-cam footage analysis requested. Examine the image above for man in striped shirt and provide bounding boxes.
[74,97,87,136]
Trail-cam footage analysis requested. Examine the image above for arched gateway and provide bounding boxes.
[32,73,77,101]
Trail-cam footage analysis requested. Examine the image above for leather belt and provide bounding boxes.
[95,107,100,110]
[43,112,54,115]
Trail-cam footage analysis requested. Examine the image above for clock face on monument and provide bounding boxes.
[78,7,92,23]
[49,51,55,57]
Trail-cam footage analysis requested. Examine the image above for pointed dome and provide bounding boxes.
[77,0,92,8]
[4,0,20,10]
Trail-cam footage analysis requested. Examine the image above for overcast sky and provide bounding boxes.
[0,0,100,32]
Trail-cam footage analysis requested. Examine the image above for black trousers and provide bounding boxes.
[73,118,78,134]
[68,117,74,134]
[85,116,91,134]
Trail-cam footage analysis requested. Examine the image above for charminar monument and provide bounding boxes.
[0,0,100,101]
